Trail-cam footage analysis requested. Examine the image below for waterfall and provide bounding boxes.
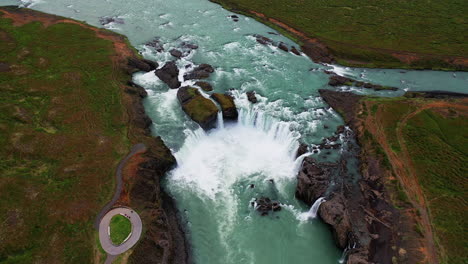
[299,197,326,221]
[217,111,224,129]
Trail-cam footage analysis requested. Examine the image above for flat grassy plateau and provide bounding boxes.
[0,12,130,263]
[212,0,468,70]
[359,97,467,264]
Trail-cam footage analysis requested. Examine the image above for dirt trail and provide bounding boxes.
[364,100,468,264]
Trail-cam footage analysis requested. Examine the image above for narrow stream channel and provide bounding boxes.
[3,0,467,263]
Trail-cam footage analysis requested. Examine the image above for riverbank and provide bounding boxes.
[0,7,187,264]
[210,0,468,71]
[319,90,467,263]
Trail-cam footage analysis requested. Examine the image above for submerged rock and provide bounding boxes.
[99,16,124,25]
[184,63,214,80]
[328,74,398,91]
[211,93,238,120]
[155,61,181,89]
[246,91,258,103]
[254,34,273,45]
[195,81,213,92]
[180,42,198,50]
[254,197,282,216]
[145,38,164,52]
[177,87,218,130]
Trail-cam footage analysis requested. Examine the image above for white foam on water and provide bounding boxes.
[133,70,162,89]
[169,109,301,200]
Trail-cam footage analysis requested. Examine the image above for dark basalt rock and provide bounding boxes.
[177,87,218,130]
[246,91,258,103]
[229,15,239,22]
[126,81,148,98]
[169,49,183,59]
[254,197,282,216]
[195,81,213,92]
[336,125,345,134]
[277,42,289,52]
[180,42,199,50]
[254,34,273,45]
[296,143,308,158]
[155,61,181,89]
[295,157,335,204]
[211,93,238,120]
[145,38,164,52]
[99,16,124,26]
[319,193,352,249]
[291,46,301,56]
[128,57,157,72]
[328,74,398,91]
[301,42,334,64]
[184,63,214,80]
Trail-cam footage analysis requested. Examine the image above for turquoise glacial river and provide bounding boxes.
[3,0,467,263]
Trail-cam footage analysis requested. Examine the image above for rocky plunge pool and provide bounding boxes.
[4,0,467,263]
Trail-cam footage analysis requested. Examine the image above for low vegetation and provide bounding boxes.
[0,9,131,263]
[110,215,132,245]
[359,97,467,263]
[211,0,468,70]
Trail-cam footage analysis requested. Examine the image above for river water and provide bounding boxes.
[3,0,467,263]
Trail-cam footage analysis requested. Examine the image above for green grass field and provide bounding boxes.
[109,215,132,245]
[0,10,130,263]
[361,98,467,263]
[212,0,468,69]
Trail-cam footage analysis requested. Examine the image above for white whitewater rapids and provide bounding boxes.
[169,108,304,200]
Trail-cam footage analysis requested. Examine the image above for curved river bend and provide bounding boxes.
[3,0,467,263]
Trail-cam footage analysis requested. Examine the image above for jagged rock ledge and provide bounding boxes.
[294,89,404,264]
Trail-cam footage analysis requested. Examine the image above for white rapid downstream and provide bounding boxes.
[3,0,467,263]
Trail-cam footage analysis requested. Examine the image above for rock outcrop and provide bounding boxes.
[211,93,238,120]
[253,197,282,216]
[318,193,352,249]
[177,87,218,130]
[195,81,213,92]
[327,73,398,91]
[296,157,336,204]
[155,61,181,89]
[246,91,258,103]
[184,63,214,80]
[127,57,158,73]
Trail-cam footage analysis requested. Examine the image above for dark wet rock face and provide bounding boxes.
[195,81,213,92]
[246,91,258,103]
[99,16,124,25]
[177,87,218,130]
[211,93,238,120]
[327,73,398,91]
[278,42,289,52]
[229,15,239,22]
[319,194,352,249]
[253,197,282,216]
[145,38,164,52]
[291,46,301,56]
[127,58,157,73]
[169,49,183,59]
[126,81,148,98]
[254,34,274,45]
[180,42,198,50]
[184,63,214,80]
[295,157,335,204]
[296,143,308,158]
[155,61,181,89]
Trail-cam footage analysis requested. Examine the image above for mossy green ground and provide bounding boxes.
[211,0,467,70]
[0,10,130,263]
[183,87,218,123]
[109,215,132,245]
[360,98,467,263]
